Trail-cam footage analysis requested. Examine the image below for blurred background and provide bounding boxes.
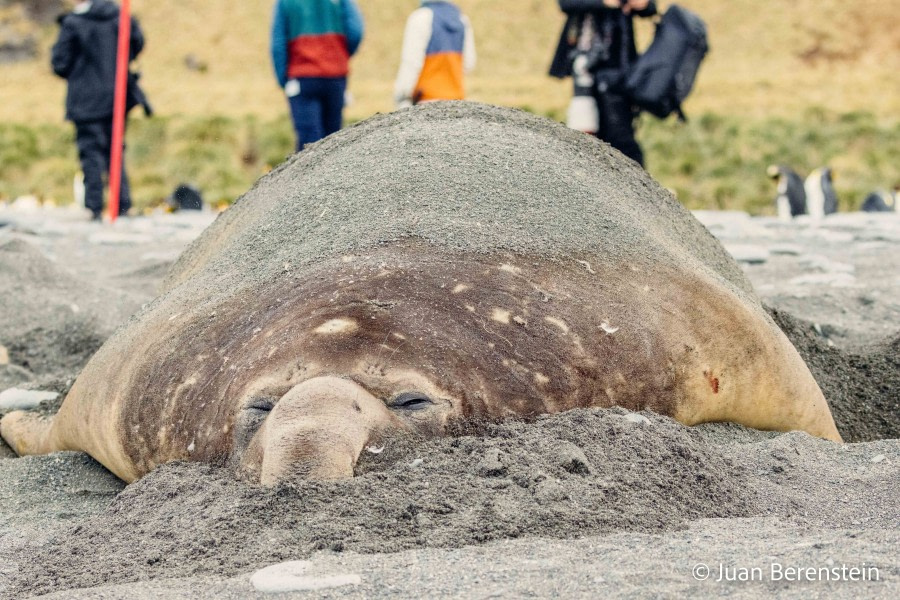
[1,0,898,212]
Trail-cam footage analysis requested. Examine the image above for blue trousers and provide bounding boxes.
[287,77,347,152]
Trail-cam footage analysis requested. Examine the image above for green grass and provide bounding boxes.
[639,109,899,213]
[2,109,897,214]
[0,114,296,208]
[3,1,896,214]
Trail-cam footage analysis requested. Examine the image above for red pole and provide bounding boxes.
[108,0,131,222]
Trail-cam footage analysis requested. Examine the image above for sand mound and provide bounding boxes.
[0,237,143,380]
[770,307,900,442]
[6,409,757,595]
[8,406,898,597]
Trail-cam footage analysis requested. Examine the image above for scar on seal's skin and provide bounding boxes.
[703,368,720,394]
[545,316,569,334]
[314,318,358,335]
[492,309,511,324]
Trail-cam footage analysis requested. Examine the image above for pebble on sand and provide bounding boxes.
[249,560,361,593]
[0,388,58,411]
[476,448,508,477]
[622,413,651,426]
[552,441,594,475]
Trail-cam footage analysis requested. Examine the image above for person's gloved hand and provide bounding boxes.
[622,0,650,14]
[284,80,301,98]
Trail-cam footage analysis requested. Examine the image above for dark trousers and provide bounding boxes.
[595,91,644,167]
[75,119,131,215]
[287,77,347,151]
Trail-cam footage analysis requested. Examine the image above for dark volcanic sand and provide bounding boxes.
[0,237,140,382]
[4,409,898,598]
[769,308,899,443]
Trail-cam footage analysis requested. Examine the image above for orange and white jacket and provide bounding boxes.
[394,1,476,107]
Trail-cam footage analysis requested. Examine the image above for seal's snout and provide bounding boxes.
[258,376,403,485]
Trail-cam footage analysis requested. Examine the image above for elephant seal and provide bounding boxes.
[1,103,841,484]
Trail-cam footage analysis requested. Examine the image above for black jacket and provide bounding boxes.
[549,0,656,79]
[51,1,145,122]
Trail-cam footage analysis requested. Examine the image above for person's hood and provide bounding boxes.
[423,1,464,34]
[76,1,120,21]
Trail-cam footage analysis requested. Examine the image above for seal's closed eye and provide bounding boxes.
[232,396,278,467]
[389,392,433,411]
[244,396,275,414]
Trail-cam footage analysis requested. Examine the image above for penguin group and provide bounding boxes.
[767,165,897,219]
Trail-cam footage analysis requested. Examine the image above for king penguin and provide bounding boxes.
[767,164,806,219]
[804,167,839,219]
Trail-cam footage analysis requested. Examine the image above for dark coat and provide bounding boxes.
[51,1,146,123]
[549,0,656,79]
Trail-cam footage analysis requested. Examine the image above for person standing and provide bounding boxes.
[393,0,476,109]
[549,0,656,167]
[270,0,364,151]
[52,0,147,220]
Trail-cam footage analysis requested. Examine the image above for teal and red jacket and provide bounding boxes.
[270,0,364,86]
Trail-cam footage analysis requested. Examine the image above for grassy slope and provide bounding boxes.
[1,0,898,210]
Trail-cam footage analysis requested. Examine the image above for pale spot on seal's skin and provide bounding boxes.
[534,373,550,385]
[314,318,358,335]
[341,255,355,263]
[465,305,475,312]
[392,332,407,341]
[492,309,511,324]
[499,264,522,275]
[545,316,570,333]
[600,321,620,334]
[452,284,470,294]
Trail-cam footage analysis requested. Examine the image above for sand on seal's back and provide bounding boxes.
[163,102,753,306]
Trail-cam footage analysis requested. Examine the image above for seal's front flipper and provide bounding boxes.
[0,411,60,456]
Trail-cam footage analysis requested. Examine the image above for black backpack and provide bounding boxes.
[625,5,709,121]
